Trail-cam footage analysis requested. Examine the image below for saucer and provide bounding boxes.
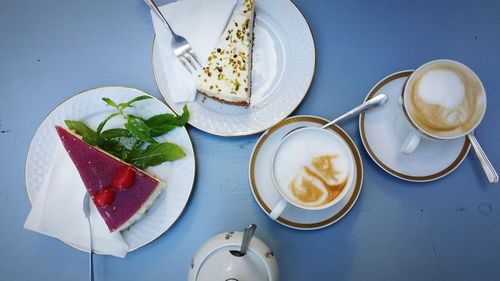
[359,71,470,182]
[249,116,363,230]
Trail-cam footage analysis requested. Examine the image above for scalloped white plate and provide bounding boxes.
[152,0,315,136]
[25,86,196,253]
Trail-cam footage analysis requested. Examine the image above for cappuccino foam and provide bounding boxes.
[273,129,352,207]
[405,61,486,138]
[418,70,464,109]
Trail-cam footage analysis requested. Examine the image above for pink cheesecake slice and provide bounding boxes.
[55,125,166,232]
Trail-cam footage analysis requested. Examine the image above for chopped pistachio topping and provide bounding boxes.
[195,0,255,104]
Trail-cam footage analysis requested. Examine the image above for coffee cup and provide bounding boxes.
[400,59,487,155]
[268,127,355,220]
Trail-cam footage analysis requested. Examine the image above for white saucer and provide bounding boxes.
[152,0,315,136]
[25,87,196,253]
[359,71,470,182]
[248,116,363,230]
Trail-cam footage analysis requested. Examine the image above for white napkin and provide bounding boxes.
[151,0,237,103]
[24,142,129,258]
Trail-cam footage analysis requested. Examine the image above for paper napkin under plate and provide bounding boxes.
[151,0,237,103]
[24,142,129,258]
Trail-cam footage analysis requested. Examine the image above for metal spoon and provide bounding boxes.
[467,132,499,183]
[230,224,257,257]
[82,193,94,281]
[284,94,388,138]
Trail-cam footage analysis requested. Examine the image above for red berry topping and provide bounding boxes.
[93,188,115,207]
[112,165,135,190]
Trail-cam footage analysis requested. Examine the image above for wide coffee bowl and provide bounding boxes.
[402,59,487,140]
[270,127,355,212]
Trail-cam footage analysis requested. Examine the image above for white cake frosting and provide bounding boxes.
[195,0,255,104]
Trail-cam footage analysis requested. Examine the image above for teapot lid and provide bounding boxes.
[189,231,278,281]
[196,245,269,281]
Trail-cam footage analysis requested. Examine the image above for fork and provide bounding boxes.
[144,0,202,73]
[83,193,94,281]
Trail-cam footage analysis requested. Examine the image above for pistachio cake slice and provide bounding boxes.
[195,0,255,106]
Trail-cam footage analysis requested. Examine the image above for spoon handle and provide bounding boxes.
[321,94,388,128]
[467,133,499,183]
[240,224,257,256]
[88,217,94,281]
[89,251,94,281]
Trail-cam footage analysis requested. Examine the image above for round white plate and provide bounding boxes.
[359,71,470,182]
[25,86,196,252]
[249,116,363,230]
[152,0,315,136]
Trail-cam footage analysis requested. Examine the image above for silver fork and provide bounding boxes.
[144,0,202,73]
[83,193,94,281]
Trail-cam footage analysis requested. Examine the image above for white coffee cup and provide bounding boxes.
[269,127,355,220]
[400,59,487,155]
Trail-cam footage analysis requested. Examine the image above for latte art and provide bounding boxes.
[272,128,353,208]
[289,155,349,207]
[405,61,486,138]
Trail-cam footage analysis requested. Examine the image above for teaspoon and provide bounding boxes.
[284,94,388,138]
[230,224,257,257]
[82,193,94,281]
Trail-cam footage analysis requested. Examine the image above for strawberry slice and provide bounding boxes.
[112,165,135,190]
[93,188,115,207]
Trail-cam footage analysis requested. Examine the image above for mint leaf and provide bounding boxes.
[145,121,177,137]
[177,105,190,125]
[102,98,120,110]
[119,137,142,150]
[118,95,152,110]
[100,128,132,139]
[64,120,100,146]
[125,115,156,144]
[128,142,185,169]
[145,105,190,137]
[96,112,121,134]
[99,138,130,160]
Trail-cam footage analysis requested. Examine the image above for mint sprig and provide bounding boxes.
[128,143,186,169]
[64,95,189,169]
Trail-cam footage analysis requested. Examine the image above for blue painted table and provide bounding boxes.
[1,0,499,280]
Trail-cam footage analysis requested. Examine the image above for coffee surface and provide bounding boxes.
[273,129,352,207]
[289,155,348,207]
[405,61,485,138]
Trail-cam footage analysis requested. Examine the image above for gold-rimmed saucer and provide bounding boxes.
[359,71,470,182]
[248,116,363,230]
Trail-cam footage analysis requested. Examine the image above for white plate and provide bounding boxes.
[152,0,315,136]
[25,86,196,252]
[248,116,363,230]
[359,71,470,182]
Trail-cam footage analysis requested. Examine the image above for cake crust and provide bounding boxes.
[198,89,249,106]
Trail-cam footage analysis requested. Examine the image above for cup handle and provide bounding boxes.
[400,131,421,155]
[269,199,287,220]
